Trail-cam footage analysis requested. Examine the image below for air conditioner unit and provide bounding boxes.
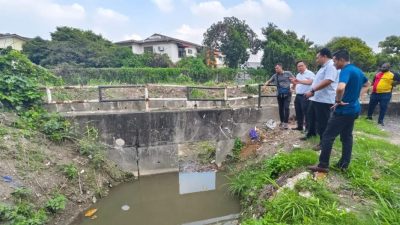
[158,46,164,51]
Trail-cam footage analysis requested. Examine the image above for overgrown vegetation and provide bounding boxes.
[1,45,130,225]
[0,186,67,224]
[229,150,318,197]
[229,120,400,225]
[232,138,244,159]
[0,48,60,110]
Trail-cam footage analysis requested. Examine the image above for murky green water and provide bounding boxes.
[72,172,240,225]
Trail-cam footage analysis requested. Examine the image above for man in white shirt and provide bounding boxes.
[290,61,315,131]
[303,48,339,149]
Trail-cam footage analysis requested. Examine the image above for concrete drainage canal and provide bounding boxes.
[65,107,280,225]
[71,171,240,225]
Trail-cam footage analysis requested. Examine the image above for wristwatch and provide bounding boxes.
[310,89,315,94]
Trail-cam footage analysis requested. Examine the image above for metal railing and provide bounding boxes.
[98,85,146,102]
[43,84,263,104]
[258,84,278,108]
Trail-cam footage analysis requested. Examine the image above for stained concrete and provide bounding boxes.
[67,106,280,175]
[60,100,399,176]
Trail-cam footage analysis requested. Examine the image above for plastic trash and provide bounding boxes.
[121,205,130,211]
[85,208,98,217]
[265,119,277,129]
[249,128,259,140]
[2,176,12,183]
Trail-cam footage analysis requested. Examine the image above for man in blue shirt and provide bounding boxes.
[308,50,370,173]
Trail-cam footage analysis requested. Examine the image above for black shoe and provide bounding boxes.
[366,117,372,120]
[308,165,329,173]
[291,127,303,131]
[378,121,384,126]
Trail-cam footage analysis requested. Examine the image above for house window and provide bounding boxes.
[144,46,153,53]
[178,47,186,58]
[187,49,193,54]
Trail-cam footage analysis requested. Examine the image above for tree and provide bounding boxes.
[203,17,260,68]
[377,36,400,70]
[0,50,59,109]
[325,37,376,71]
[261,23,316,73]
[23,27,135,68]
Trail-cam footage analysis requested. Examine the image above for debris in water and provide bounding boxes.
[115,138,125,147]
[121,205,130,211]
[85,208,98,217]
[92,196,97,204]
[90,215,97,220]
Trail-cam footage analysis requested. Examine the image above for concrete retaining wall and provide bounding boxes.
[67,106,280,175]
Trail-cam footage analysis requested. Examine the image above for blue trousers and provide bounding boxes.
[367,93,392,123]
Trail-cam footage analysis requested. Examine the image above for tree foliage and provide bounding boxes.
[203,17,261,68]
[261,23,316,73]
[23,27,141,68]
[0,49,60,110]
[377,35,400,70]
[326,37,376,71]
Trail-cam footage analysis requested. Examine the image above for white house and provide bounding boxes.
[0,33,31,51]
[242,50,263,69]
[115,34,202,63]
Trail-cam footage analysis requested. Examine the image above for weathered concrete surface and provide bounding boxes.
[60,101,399,175]
[45,97,277,113]
[67,107,280,175]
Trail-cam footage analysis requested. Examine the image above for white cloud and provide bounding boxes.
[152,0,174,12]
[96,8,129,22]
[174,24,205,44]
[0,0,86,21]
[123,33,142,41]
[190,0,292,22]
[191,1,226,15]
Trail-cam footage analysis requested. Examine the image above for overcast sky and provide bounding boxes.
[1,0,399,52]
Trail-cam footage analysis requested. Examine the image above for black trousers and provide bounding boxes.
[319,113,358,169]
[308,101,333,142]
[277,94,291,123]
[294,94,310,129]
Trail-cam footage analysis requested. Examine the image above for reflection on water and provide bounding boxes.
[179,172,216,194]
[73,172,240,225]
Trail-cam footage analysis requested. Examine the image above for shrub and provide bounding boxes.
[51,66,238,85]
[232,138,244,159]
[0,50,60,110]
[16,107,72,142]
[60,163,78,180]
[45,194,67,214]
[11,188,32,202]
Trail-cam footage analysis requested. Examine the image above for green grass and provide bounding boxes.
[354,118,388,137]
[230,120,400,225]
[242,189,364,225]
[229,150,318,197]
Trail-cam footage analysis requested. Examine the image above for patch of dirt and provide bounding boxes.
[148,85,186,98]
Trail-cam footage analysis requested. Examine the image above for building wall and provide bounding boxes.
[129,42,198,63]
[185,47,198,58]
[0,37,26,51]
[149,43,180,63]
[131,43,144,54]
